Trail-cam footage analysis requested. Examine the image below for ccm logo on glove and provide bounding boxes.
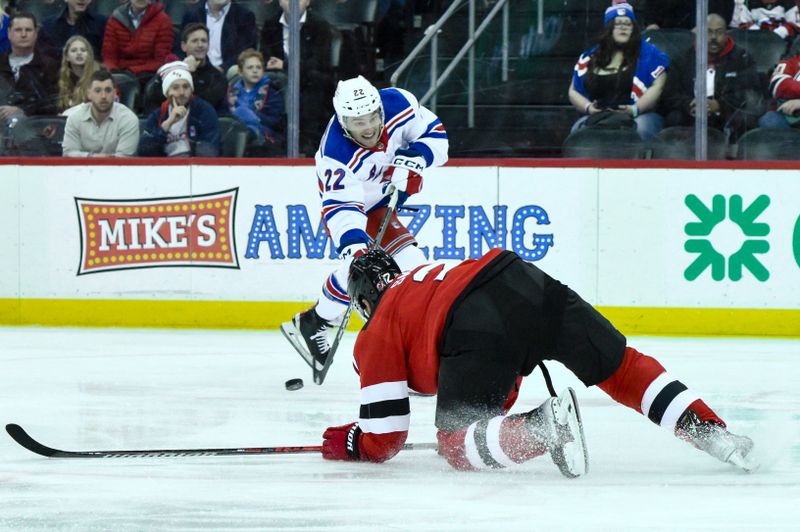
[391,154,425,173]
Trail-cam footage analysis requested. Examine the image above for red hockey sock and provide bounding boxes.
[436,415,546,471]
[597,347,725,430]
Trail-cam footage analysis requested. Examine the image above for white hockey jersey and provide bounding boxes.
[314,87,448,252]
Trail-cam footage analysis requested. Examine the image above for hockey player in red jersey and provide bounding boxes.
[320,248,757,475]
[759,52,800,128]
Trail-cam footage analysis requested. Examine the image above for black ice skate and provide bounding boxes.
[526,387,589,478]
[280,307,333,375]
[676,410,758,472]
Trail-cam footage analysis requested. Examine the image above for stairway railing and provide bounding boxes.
[390,0,514,128]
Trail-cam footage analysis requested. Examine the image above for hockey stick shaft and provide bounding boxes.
[314,186,400,385]
[6,423,437,458]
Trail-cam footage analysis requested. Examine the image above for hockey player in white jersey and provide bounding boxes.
[281,76,448,374]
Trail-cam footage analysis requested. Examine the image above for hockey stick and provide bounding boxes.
[312,185,401,385]
[6,423,437,459]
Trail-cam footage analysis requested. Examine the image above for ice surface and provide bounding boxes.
[1,328,798,531]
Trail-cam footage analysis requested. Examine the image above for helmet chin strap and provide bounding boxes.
[340,111,385,148]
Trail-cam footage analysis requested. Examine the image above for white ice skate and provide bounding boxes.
[528,387,589,478]
[676,410,759,472]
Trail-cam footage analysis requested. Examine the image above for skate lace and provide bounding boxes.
[309,325,330,353]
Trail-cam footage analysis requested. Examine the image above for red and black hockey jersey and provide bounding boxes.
[768,54,800,99]
[351,248,506,462]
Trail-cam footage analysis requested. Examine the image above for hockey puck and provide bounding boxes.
[285,378,304,391]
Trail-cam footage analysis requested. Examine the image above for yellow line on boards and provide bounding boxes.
[0,299,797,337]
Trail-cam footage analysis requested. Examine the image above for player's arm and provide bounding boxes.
[393,87,449,169]
[321,327,410,463]
[769,59,800,99]
[317,158,369,254]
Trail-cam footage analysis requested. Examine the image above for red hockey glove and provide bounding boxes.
[322,422,362,461]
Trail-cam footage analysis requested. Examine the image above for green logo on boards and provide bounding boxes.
[794,215,800,268]
[684,194,770,281]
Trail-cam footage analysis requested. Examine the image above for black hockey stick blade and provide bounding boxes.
[6,424,437,458]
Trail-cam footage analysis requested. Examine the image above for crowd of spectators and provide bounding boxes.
[566,1,800,156]
[3,1,800,158]
[0,0,419,158]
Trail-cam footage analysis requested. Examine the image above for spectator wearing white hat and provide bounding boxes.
[138,60,220,157]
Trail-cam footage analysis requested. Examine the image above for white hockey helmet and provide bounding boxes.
[333,76,383,131]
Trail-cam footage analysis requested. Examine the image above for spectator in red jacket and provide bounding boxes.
[759,53,800,127]
[101,0,173,81]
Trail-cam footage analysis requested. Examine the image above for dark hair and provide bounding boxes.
[182,22,209,43]
[90,69,115,86]
[9,11,38,29]
[590,21,641,72]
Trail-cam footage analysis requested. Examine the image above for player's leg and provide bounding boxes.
[282,209,423,366]
[434,283,587,476]
[551,287,755,469]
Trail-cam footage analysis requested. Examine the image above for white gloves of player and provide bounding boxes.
[338,242,368,262]
[386,149,425,193]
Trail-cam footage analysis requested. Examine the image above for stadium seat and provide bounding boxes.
[735,127,800,160]
[9,115,67,156]
[561,127,644,159]
[111,71,140,112]
[218,116,250,158]
[643,29,694,63]
[650,126,728,160]
[728,29,788,76]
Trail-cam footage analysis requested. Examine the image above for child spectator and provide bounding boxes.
[227,48,285,154]
[58,35,101,113]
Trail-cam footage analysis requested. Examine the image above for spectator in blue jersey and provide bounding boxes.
[568,3,669,141]
[280,76,449,380]
[0,4,10,55]
[139,60,220,157]
[227,48,284,156]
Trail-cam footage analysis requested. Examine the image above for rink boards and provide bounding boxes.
[0,160,798,336]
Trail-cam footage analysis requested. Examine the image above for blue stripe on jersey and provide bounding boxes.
[323,205,364,223]
[351,150,376,174]
[408,141,434,167]
[380,88,414,123]
[387,113,415,138]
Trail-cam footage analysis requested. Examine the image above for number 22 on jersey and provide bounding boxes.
[323,168,346,191]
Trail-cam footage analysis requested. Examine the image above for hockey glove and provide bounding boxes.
[338,242,368,262]
[322,422,362,461]
[386,149,424,193]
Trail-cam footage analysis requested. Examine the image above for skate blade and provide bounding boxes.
[558,387,589,478]
[728,450,760,473]
[279,320,322,372]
